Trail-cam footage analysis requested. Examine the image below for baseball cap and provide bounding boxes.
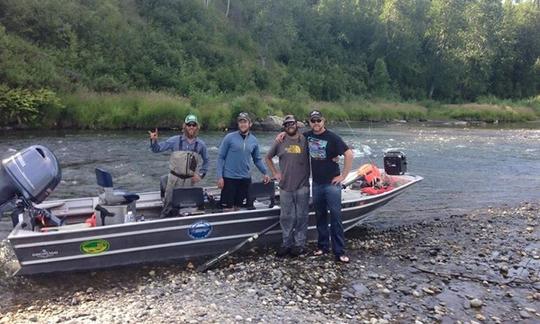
[184,114,198,125]
[309,110,323,120]
[237,112,251,122]
[282,115,297,126]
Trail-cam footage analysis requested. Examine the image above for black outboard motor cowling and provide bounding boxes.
[383,151,407,175]
[0,145,61,206]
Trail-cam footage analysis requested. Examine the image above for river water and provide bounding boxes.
[1,124,539,237]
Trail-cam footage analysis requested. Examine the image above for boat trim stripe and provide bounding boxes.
[13,216,278,248]
[20,232,271,265]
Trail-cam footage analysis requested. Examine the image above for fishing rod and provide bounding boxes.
[342,118,390,188]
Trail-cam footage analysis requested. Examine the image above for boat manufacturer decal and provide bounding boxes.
[32,249,59,259]
[188,221,212,239]
[80,239,110,254]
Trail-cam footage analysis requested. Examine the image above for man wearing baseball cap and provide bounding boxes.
[149,114,209,216]
[265,115,310,257]
[217,112,270,210]
[306,110,353,263]
[275,110,353,262]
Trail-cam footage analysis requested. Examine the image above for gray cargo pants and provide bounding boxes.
[279,186,310,248]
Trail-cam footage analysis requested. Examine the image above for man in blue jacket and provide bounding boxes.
[217,112,270,209]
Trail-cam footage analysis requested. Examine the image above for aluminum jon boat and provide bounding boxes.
[2,146,422,275]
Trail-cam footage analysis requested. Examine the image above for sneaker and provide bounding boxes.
[335,255,350,263]
[290,246,304,257]
[276,246,290,258]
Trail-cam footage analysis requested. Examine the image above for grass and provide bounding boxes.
[21,91,535,130]
[61,91,192,129]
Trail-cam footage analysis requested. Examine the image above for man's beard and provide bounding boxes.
[184,129,197,139]
[285,128,298,136]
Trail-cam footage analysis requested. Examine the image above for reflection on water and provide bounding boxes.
[1,125,539,233]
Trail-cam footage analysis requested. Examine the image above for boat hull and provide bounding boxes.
[9,175,422,275]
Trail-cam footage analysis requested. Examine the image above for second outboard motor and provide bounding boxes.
[0,145,61,207]
[383,151,407,175]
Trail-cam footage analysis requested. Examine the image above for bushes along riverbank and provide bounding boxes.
[1,90,539,130]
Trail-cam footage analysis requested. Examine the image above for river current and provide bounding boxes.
[1,124,539,237]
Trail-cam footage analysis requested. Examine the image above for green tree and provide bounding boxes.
[370,58,392,98]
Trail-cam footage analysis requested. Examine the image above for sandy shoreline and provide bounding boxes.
[1,202,538,323]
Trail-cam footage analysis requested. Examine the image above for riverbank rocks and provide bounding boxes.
[469,298,483,308]
[252,115,306,131]
[0,202,539,323]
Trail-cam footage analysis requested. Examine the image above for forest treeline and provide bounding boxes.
[1,0,539,128]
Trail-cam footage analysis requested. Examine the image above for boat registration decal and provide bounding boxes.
[80,239,110,254]
[188,221,212,239]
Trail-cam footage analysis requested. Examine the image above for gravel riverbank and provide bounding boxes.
[1,202,538,323]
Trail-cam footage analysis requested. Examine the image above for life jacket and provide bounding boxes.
[358,163,381,186]
[361,186,394,195]
[357,163,395,195]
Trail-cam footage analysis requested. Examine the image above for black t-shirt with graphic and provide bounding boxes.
[304,129,349,184]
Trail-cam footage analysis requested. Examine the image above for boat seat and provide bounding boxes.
[247,181,275,209]
[95,168,140,205]
[172,187,204,210]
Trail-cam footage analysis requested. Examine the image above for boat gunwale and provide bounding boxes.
[9,176,422,248]
[8,174,423,241]
[17,193,401,266]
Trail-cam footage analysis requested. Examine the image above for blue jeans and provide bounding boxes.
[312,182,345,257]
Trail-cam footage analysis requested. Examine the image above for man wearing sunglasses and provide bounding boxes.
[276,110,353,262]
[265,115,310,257]
[217,112,270,210]
[306,110,353,263]
[149,114,209,217]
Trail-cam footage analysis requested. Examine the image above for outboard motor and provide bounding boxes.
[0,145,62,227]
[0,145,61,206]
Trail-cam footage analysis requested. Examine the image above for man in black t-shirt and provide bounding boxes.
[306,110,353,263]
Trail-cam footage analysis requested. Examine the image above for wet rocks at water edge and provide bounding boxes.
[0,202,539,323]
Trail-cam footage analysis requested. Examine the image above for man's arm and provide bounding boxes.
[252,142,268,176]
[331,149,353,185]
[341,149,353,177]
[198,141,209,178]
[216,136,231,189]
[150,136,176,153]
[216,136,230,179]
[265,143,281,181]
